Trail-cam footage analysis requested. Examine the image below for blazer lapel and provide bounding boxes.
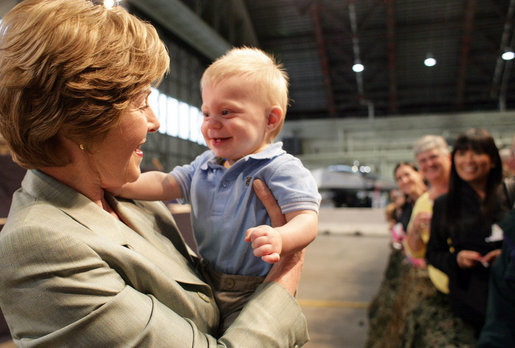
[109,196,195,260]
[107,195,208,286]
[22,170,128,246]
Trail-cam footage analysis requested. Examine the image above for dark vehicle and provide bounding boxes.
[311,164,396,207]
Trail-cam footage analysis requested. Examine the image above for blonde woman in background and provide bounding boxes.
[404,135,451,292]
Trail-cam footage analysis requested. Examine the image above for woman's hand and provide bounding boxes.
[253,179,303,295]
[252,179,286,227]
[264,249,305,295]
[457,249,502,268]
[405,212,431,252]
[411,212,431,238]
[481,249,501,267]
[457,250,483,268]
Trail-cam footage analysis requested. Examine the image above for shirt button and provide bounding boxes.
[197,292,211,303]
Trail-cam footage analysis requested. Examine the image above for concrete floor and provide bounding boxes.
[297,207,391,348]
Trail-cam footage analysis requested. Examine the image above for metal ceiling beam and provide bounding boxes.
[126,0,231,60]
[348,0,363,97]
[456,0,475,109]
[310,1,336,116]
[385,0,398,114]
[348,0,374,118]
[230,0,259,47]
[492,0,515,110]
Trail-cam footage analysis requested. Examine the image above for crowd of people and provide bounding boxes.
[387,129,515,345]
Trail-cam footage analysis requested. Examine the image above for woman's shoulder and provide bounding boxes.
[0,204,94,290]
[434,191,449,203]
[413,191,431,209]
[498,209,515,240]
[0,201,83,253]
[0,186,111,261]
[2,195,65,232]
[497,178,515,210]
[432,192,449,211]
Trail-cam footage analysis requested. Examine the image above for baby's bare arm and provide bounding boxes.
[246,210,318,263]
[118,171,182,201]
[279,210,318,254]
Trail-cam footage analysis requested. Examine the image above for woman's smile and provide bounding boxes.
[134,143,144,157]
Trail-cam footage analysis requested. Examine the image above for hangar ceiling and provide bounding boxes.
[243,0,515,120]
[128,0,515,121]
[2,0,514,121]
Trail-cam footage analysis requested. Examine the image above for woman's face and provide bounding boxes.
[454,148,493,189]
[394,164,424,197]
[416,147,451,184]
[88,87,159,191]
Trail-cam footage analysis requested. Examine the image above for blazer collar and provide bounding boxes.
[108,195,196,263]
[22,170,127,245]
[108,196,204,285]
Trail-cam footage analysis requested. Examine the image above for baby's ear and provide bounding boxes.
[266,106,283,132]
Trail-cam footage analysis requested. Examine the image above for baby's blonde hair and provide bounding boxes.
[200,47,289,139]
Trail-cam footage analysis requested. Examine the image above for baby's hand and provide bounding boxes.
[245,225,282,264]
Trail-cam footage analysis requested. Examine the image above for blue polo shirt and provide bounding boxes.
[171,142,321,276]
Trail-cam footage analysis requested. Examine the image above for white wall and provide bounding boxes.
[279,111,515,179]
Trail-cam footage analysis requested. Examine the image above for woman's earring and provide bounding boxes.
[79,144,86,151]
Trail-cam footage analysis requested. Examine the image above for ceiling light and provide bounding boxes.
[424,55,437,67]
[352,63,364,73]
[104,0,122,9]
[502,49,515,61]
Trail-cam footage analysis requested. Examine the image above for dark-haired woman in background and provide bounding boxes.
[426,128,511,334]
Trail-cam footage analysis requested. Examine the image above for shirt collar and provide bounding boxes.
[201,142,285,170]
[246,141,285,160]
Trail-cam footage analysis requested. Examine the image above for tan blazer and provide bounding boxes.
[0,170,308,347]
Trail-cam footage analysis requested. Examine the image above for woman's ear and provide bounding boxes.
[266,106,283,132]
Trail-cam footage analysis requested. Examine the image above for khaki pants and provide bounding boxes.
[200,262,265,335]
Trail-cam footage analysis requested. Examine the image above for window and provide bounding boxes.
[150,88,205,146]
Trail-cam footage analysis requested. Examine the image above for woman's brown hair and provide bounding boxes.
[0,0,169,168]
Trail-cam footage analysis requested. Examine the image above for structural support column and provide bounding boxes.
[456,0,475,109]
[385,0,398,114]
[310,1,336,117]
[348,0,374,119]
[492,0,515,110]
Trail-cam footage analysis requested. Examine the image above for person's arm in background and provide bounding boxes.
[426,197,456,275]
[405,210,431,258]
